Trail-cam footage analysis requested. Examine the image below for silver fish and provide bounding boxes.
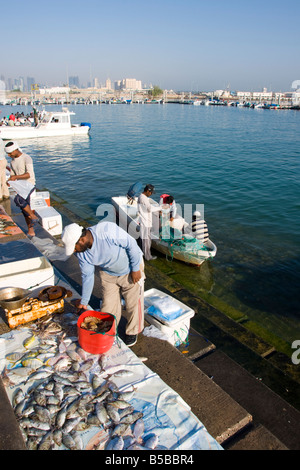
[25,368,53,384]
[53,374,73,386]
[34,405,51,423]
[53,383,64,402]
[38,431,54,450]
[106,436,124,450]
[71,431,83,450]
[20,418,51,431]
[143,434,159,449]
[133,418,144,440]
[26,428,47,437]
[12,388,25,407]
[119,406,135,419]
[92,373,103,390]
[62,432,77,450]
[120,411,143,425]
[67,349,82,362]
[79,358,95,372]
[48,404,60,416]
[54,356,71,371]
[118,389,136,401]
[56,406,67,429]
[22,405,35,418]
[47,396,60,406]
[95,402,109,425]
[76,347,88,361]
[34,390,47,407]
[62,416,82,433]
[53,429,63,447]
[107,399,131,410]
[87,414,101,426]
[98,354,108,370]
[5,352,26,362]
[63,386,81,398]
[14,399,26,417]
[106,404,120,423]
[111,423,130,437]
[110,369,134,378]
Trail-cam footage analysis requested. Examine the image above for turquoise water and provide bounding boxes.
[2,103,299,344]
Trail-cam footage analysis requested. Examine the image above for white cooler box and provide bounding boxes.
[144,288,195,347]
[0,256,54,290]
[35,206,62,236]
[31,191,50,207]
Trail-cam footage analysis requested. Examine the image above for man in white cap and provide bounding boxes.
[5,141,38,236]
[62,221,144,347]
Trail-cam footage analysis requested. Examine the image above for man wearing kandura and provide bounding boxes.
[62,221,145,347]
[137,184,160,261]
[0,139,10,202]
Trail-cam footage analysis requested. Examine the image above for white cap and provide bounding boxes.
[193,211,201,217]
[4,141,19,153]
[61,223,83,256]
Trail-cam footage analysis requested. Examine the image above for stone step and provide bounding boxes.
[195,350,300,450]
[131,332,252,445]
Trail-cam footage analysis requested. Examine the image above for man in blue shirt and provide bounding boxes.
[62,221,144,347]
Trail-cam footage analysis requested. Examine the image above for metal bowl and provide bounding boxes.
[0,287,29,310]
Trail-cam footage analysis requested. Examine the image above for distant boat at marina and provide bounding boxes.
[0,108,91,139]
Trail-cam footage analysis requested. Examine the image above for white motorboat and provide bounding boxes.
[111,195,217,266]
[0,108,91,140]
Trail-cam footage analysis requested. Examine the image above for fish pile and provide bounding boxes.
[80,316,113,334]
[1,315,159,450]
[0,219,15,235]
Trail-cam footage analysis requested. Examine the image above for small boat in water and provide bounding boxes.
[0,108,91,140]
[111,195,217,266]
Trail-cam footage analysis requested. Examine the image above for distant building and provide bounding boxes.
[69,76,80,88]
[27,77,35,92]
[0,80,6,103]
[105,78,112,90]
[115,78,142,91]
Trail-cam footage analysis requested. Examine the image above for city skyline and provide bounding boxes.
[2,0,300,92]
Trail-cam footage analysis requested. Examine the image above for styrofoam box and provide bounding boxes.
[35,206,62,236]
[144,288,195,347]
[0,256,54,290]
[31,191,50,207]
[31,197,48,211]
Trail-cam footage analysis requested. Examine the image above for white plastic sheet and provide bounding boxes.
[0,326,222,451]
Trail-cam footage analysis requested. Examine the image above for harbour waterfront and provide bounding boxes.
[1,103,299,353]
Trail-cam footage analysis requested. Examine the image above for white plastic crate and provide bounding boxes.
[0,256,54,290]
[35,206,62,236]
[144,288,195,347]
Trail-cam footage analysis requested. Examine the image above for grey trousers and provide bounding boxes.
[99,262,145,336]
[140,224,153,261]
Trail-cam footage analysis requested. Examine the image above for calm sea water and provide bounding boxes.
[2,103,299,345]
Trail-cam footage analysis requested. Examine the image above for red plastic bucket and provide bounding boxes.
[77,310,116,354]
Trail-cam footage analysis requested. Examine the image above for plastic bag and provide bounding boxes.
[31,236,69,261]
[8,180,35,199]
[142,325,169,342]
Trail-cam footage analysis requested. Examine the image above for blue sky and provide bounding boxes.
[1,0,299,91]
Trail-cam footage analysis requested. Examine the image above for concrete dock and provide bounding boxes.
[0,196,299,450]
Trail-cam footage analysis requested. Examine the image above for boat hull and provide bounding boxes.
[0,126,90,140]
[111,196,217,266]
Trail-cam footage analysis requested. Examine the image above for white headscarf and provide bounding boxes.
[4,141,19,153]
